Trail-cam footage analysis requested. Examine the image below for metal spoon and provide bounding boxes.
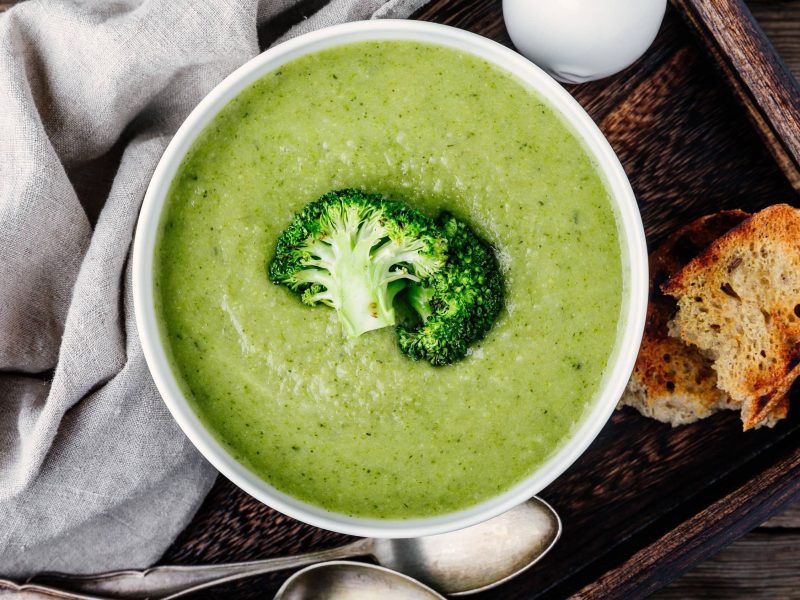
[0,579,106,599]
[273,561,446,600]
[29,497,561,598]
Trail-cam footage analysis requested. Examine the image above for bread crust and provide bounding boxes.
[663,204,800,430]
[621,211,749,425]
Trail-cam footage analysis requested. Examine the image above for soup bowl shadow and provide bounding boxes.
[132,19,648,538]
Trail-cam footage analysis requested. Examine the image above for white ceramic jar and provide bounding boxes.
[503,0,668,83]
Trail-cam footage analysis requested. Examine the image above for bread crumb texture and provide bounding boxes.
[621,207,796,430]
[663,204,800,430]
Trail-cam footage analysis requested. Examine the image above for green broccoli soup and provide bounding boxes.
[155,41,622,518]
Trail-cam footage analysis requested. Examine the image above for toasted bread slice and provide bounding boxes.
[762,394,791,428]
[739,361,799,429]
[663,204,800,430]
[620,211,748,425]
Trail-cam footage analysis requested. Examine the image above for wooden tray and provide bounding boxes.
[159,1,800,598]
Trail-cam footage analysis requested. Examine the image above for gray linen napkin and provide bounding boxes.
[0,0,429,577]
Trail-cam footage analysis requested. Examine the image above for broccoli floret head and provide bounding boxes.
[396,213,505,366]
[269,189,448,338]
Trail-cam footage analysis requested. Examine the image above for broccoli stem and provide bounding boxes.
[315,213,415,337]
[334,252,401,337]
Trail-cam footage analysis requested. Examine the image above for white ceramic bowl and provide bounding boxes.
[133,20,647,538]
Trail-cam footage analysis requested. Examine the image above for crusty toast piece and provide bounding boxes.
[663,204,800,430]
[762,394,791,427]
[620,211,748,425]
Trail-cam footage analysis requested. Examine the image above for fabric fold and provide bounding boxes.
[0,0,429,577]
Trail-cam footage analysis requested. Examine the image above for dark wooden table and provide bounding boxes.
[3,0,799,598]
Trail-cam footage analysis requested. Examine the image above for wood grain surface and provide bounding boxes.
[750,0,800,75]
[761,500,800,527]
[672,0,800,192]
[2,0,799,598]
[654,532,800,600]
[657,501,800,598]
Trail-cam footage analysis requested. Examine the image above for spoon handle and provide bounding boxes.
[29,538,373,600]
[1,578,107,599]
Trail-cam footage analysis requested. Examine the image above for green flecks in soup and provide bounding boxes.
[155,41,622,519]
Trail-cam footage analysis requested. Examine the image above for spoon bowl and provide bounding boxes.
[374,497,562,595]
[274,561,445,600]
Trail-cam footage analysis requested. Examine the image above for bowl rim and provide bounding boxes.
[132,19,648,538]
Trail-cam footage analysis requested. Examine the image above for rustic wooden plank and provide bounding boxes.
[652,531,800,599]
[566,439,800,599]
[762,500,800,527]
[595,42,791,246]
[671,0,800,192]
[659,496,799,600]
[749,0,800,76]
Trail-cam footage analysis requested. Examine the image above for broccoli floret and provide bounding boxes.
[396,213,504,366]
[269,191,505,364]
[269,189,448,338]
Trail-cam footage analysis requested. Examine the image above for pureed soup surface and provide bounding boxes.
[156,41,622,518]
